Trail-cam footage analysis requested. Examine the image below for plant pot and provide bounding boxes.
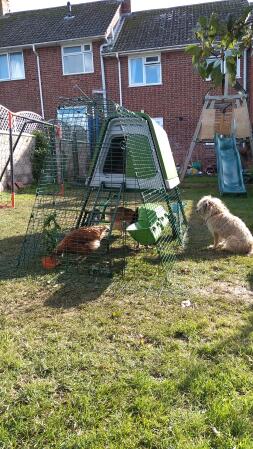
[41,255,59,269]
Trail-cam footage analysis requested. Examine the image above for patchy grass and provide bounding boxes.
[0,178,253,448]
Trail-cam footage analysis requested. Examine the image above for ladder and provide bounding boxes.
[75,182,124,230]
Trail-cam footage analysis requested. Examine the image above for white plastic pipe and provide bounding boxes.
[116,52,123,106]
[32,44,45,118]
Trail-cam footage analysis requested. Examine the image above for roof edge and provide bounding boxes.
[104,44,188,56]
[0,35,106,51]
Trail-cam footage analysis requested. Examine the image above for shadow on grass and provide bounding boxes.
[179,220,232,263]
[246,271,253,292]
[0,232,140,308]
[2,184,253,308]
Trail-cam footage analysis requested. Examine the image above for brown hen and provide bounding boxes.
[110,207,138,232]
[54,225,109,255]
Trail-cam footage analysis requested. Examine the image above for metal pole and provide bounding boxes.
[8,111,15,208]
[0,122,27,183]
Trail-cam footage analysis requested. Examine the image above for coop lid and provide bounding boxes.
[137,203,168,226]
[138,113,180,189]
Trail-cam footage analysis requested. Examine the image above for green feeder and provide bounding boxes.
[127,203,169,245]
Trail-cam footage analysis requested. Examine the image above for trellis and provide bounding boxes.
[0,104,54,208]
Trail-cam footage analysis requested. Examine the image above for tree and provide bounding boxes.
[185,7,253,92]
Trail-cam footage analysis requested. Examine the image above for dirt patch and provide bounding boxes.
[197,281,253,303]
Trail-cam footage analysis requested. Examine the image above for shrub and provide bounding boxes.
[31,130,50,183]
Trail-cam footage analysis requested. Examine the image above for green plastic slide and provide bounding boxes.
[214,134,246,195]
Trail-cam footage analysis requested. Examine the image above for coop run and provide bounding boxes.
[18,96,187,284]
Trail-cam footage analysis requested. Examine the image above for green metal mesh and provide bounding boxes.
[16,95,187,288]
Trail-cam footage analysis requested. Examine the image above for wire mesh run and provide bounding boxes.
[17,95,187,287]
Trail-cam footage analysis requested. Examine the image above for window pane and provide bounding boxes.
[63,46,82,54]
[63,54,83,74]
[0,54,9,80]
[146,56,159,63]
[57,106,87,127]
[84,44,91,51]
[84,52,93,72]
[152,117,163,127]
[145,64,160,84]
[10,52,24,79]
[130,58,143,84]
[206,58,222,81]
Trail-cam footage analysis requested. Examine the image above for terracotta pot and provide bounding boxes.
[41,255,58,269]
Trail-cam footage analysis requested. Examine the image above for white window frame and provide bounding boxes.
[152,117,164,127]
[62,43,94,76]
[206,56,240,81]
[0,51,25,82]
[128,54,162,87]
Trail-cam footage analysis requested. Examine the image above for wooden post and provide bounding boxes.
[242,97,253,158]
[180,100,209,181]
[8,112,15,208]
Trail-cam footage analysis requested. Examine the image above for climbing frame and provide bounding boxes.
[180,93,253,180]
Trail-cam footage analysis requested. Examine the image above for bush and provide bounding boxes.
[31,130,50,183]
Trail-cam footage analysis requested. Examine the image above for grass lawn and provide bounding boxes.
[1,177,253,449]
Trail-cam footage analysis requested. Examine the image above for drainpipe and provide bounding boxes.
[116,52,122,106]
[32,44,45,118]
[100,43,107,105]
[243,49,247,92]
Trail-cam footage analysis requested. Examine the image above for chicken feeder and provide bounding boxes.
[127,203,169,245]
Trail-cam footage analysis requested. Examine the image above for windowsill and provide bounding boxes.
[128,82,162,88]
[205,76,241,82]
[0,77,25,82]
[63,70,94,76]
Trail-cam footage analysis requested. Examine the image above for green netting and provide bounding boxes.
[14,95,187,288]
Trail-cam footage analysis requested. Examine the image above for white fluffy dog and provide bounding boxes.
[196,195,253,255]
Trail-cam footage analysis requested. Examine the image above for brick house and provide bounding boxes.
[0,0,251,168]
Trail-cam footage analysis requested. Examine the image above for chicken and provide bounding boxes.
[54,225,109,255]
[109,206,138,232]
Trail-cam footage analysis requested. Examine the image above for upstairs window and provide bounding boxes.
[129,54,161,86]
[62,44,93,75]
[206,56,240,81]
[0,52,25,81]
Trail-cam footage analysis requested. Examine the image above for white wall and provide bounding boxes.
[0,131,35,191]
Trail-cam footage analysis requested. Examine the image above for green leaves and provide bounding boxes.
[43,212,61,254]
[211,63,224,86]
[185,44,201,56]
[186,6,253,89]
[225,55,238,86]
[31,131,50,183]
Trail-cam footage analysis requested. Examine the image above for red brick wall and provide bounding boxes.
[0,40,105,118]
[105,50,245,170]
[39,41,104,118]
[0,42,247,171]
[120,0,131,14]
[0,48,41,114]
